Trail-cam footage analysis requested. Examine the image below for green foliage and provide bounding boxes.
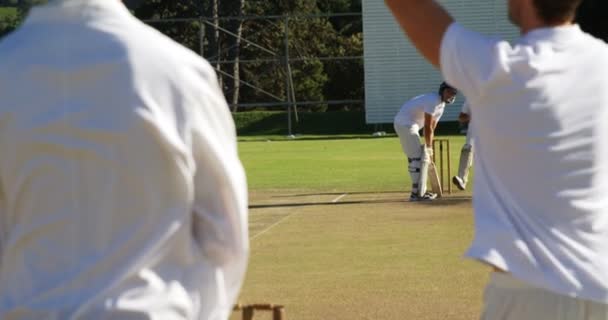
[0,0,48,38]
[0,6,18,38]
[234,111,462,136]
[234,111,373,135]
[239,1,338,110]
[131,0,363,112]
[323,32,363,110]
[133,1,203,52]
[317,0,361,36]
[1,0,364,111]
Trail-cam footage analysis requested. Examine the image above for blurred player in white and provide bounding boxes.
[393,82,457,201]
[0,1,248,319]
[452,101,473,191]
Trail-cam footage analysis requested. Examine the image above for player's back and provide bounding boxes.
[458,26,608,302]
[0,1,224,318]
[394,93,439,127]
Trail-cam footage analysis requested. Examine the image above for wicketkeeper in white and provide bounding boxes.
[452,101,473,191]
[393,82,457,201]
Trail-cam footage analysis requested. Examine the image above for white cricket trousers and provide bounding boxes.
[394,123,422,157]
[465,122,474,147]
[394,123,424,192]
[481,272,608,320]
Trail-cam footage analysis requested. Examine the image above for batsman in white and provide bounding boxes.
[386,0,608,318]
[393,82,457,201]
[452,101,473,191]
[0,0,248,319]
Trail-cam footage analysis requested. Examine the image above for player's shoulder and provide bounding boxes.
[422,92,442,105]
[405,93,439,107]
[570,29,608,75]
[580,31,608,56]
[411,92,438,102]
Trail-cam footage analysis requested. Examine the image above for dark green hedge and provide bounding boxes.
[233,111,461,136]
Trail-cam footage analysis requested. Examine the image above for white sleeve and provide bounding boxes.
[423,103,442,117]
[189,62,249,306]
[423,95,443,117]
[440,22,502,100]
[462,101,470,114]
[435,109,445,121]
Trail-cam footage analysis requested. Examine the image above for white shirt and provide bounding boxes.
[461,101,470,115]
[460,101,474,146]
[0,1,249,319]
[441,22,608,302]
[393,93,446,128]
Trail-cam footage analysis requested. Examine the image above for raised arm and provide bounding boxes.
[384,0,454,67]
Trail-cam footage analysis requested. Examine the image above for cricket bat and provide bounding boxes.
[428,161,443,197]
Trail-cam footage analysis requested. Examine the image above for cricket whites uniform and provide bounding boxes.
[461,101,474,147]
[393,93,446,197]
[442,21,608,318]
[0,1,249,319]
[453,101,474,190]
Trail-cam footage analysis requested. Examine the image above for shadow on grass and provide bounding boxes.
[415,197,473,207]
[250,199,404,209]
[250,196,471,209]
[238,135,398,142]
[273,190,406,197]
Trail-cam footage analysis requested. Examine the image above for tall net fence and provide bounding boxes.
[142,13,363,134]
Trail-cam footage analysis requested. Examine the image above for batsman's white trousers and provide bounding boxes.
[394,123,422,159]
[465,123,475,147]
[482,272,608,320]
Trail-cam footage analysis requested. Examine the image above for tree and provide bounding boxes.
[0,7,19,38]
[133,0,364,112]
[317,0,363,111]
[133,0,247,109]
[1,0,365,112]
[227,0,245,111]
[133,0,203,53]
[0,0,48,39]
[238,0,341,111]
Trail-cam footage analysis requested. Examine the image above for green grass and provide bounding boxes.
[0,7,17,18]
[233,134,483,320]
[238,134,379,142]
[239,135,468,192]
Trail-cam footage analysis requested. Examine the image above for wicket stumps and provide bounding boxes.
[432,139,452,195]
[234,303,286,320]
